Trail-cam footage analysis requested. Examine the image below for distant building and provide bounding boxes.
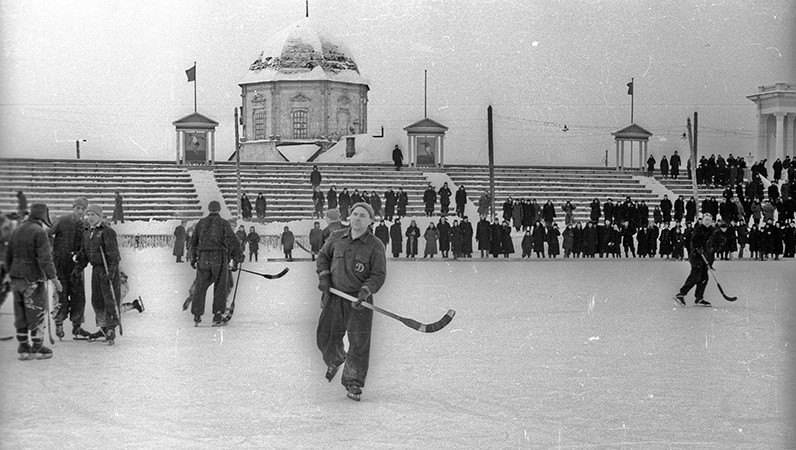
[747,83,796,166]
[238,18,369,162]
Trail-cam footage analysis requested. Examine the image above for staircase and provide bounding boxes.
[651,175,729,199]
[0,159,204,221]
[212,162,432,221]
[444,165,662,223]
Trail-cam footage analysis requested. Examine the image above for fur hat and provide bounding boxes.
[208,200,221,212]
[86,204,103,217]
[349,202,375,219]
[29,203,52,227]
[72,197,89,208]
[325,208,341,221]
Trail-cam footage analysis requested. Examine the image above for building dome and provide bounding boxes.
[241,18,368,86]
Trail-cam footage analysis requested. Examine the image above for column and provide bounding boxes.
[615,141,620,171]
[209,130,215,164]
[408,135,414,168]
[758,113,767,164]
[775,112,786,163]
[629,140,633,168]
[439,135,445,168]
[178,130,184,164]
[620,140,626,170]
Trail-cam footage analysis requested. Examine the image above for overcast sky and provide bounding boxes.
[1,0,793,165]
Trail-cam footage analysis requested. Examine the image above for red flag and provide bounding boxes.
[186,65,196,82]
[627,81,634,95]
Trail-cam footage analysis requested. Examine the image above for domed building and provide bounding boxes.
[238,18,369,161]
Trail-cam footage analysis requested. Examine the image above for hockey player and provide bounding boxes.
[5,203,62,359]
[188,201,243,326]
[674,213,726,307]
[316,202,386,401]
[74,204,122,344]
[48,197,91,340]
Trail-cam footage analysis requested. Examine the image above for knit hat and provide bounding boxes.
[325,208,340,221]
[349,202,375,219]
[29,203,52,227]
[208,200,221,212]
[86,204,103,217]
[72,197,89,208]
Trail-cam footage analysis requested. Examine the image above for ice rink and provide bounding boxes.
[1,249,794,449]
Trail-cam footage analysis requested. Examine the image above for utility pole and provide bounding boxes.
[234,107,242,219]
[75,139,85,159]
[687,115,698,204]
[487,105,495,220]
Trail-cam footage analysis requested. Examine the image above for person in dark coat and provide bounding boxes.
[589,198,601,223]
[374,219,389,249]
[670,151,681,179]
[685,197,697,224]
[603,199,615,226]
[313,188,325,219]
[327,186,338,211]
[572,222,584,258]
[583,221,598,258]
[541,200,556,227]
[598,220,612,257]
[476,214,491,258]
[281,226,295,261]
[5,203,62,359]
[338,188,351,222]
[562,224,574,257]
[521,230,533,258]
[423,184,437,217]
[659,224,672,258]
[16,191,28,218]
[235,225,247,255]
[309,221,323,262]
[404,219,420,258]
[247,226,260,262]
[310,165,322,188]
[489,218,502,258]
[351,189,363,206]
[455,185,468,218]
[660,155,669,178]
[437,216,451,258]
[369,192,382,219]
[501,221,514,258]
[389,218,403,258]
[646,155,656,176]
[647,224,659,257]
[384,188,396,222]
[241,193,253,221]
[449,220,462,259]
[173,220,187,262]
[112,191,124,224]
[531,220,546,258]
[460,216,474,257]
[438,182,452,216]
[660,195,673,224]
[502,198,513,223]
[621,221,636,257]
[674,195,685,224]
[423,223,439,258]
[636,225,649,257]
[512,199,524,231]
[610,224,622,257]
[392,145,403,171]
[396,188,408,219]
[255,193,267,223]
[546,223,561,258]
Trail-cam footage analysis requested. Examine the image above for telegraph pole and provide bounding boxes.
[487,105,495,220]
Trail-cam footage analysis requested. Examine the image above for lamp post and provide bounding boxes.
[76,139,86,159]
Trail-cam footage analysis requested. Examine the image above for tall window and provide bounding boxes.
[253,108,266,140]
[292,109,308,139]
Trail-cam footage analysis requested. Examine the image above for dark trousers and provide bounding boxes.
[317,294,373,388]
[90,265,120,328]
[54,262,86,327]
[191,251,229,317]
[679,253,709,299]
[11,278,46,336]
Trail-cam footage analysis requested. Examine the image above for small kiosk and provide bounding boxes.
[173,112,219,165]
[403,117,449,168]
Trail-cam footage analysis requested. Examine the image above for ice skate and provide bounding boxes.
[104,328,116,345]
[132,297,145,313]
[30,340,53,359]
[673,293,685,307]
[17,342,32,361]
[72,326,92,340]
[695,299,712,307]
[87,330,105,341]
[211,313,226,327]
[345,385,362,402]
[194,314,202,327]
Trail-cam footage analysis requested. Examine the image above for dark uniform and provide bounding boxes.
[49,212,89,335]
[316,227,386,391]
[5,206,59,358]
[677,222,725,305]
[189,211,243,323]
[75,220,122,332]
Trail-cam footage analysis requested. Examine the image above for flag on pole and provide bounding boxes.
[627,80,634,95]
[186,64,196,82]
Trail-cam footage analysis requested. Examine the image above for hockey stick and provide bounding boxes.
[100,247,124,335]
[224,260,244,324]
[44,281,54,345]
[238,267,289,280]
[700,254,737,302]
[329,287,456,333]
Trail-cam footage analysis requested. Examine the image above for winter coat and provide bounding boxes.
[563,203,576,225]
[423,228,439,255]
[255,195,267,218]
[173,225,186,256]
[405,225,420,256]
[309,228,324,252]
[659,229,671,255]
[247,231,260,252]
[476,219,491,251]
[189,213,242,263]
[589,201,601,222]
[280,231,295,253]
[113,194,124,222]
[327,189,338,210]
[489,223,502,256]
[370,194,382,217]
[521,234,533,255]
[235,229,247,252]
[546,226,561,256]
[451,225,463,256]
[562,227,574,252]
[437,221,451,252]
[477,193,491,216]
[310,170,322,187]
[541,202,556,224]
[241,195,253,218]
[5,219,57,281]
[531,225,546,253]
[389,222,403,255]
[375,224,389,247]
[512,203,524,230]
[501,224,514,254]
[460,221,474,254]
[396,192,408,216]
[583,225,598,256]
[438,186,452,208]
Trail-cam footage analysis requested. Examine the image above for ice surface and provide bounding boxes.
[1,249,794,448]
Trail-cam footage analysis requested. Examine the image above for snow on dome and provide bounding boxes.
[242,18,368,85]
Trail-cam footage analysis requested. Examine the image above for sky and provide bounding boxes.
[0,0,794,166]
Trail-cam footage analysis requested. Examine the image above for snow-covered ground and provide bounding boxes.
[1,249,793,448]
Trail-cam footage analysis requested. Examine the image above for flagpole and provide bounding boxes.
[193,61,197,113]
[630,77,634,123]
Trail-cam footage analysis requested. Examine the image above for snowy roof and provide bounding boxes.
[241,18,368,86]
[611,123,653,140]
[172,112,219,129]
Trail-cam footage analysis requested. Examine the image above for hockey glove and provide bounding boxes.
[318,275,331,309]
[352,288,370,310]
